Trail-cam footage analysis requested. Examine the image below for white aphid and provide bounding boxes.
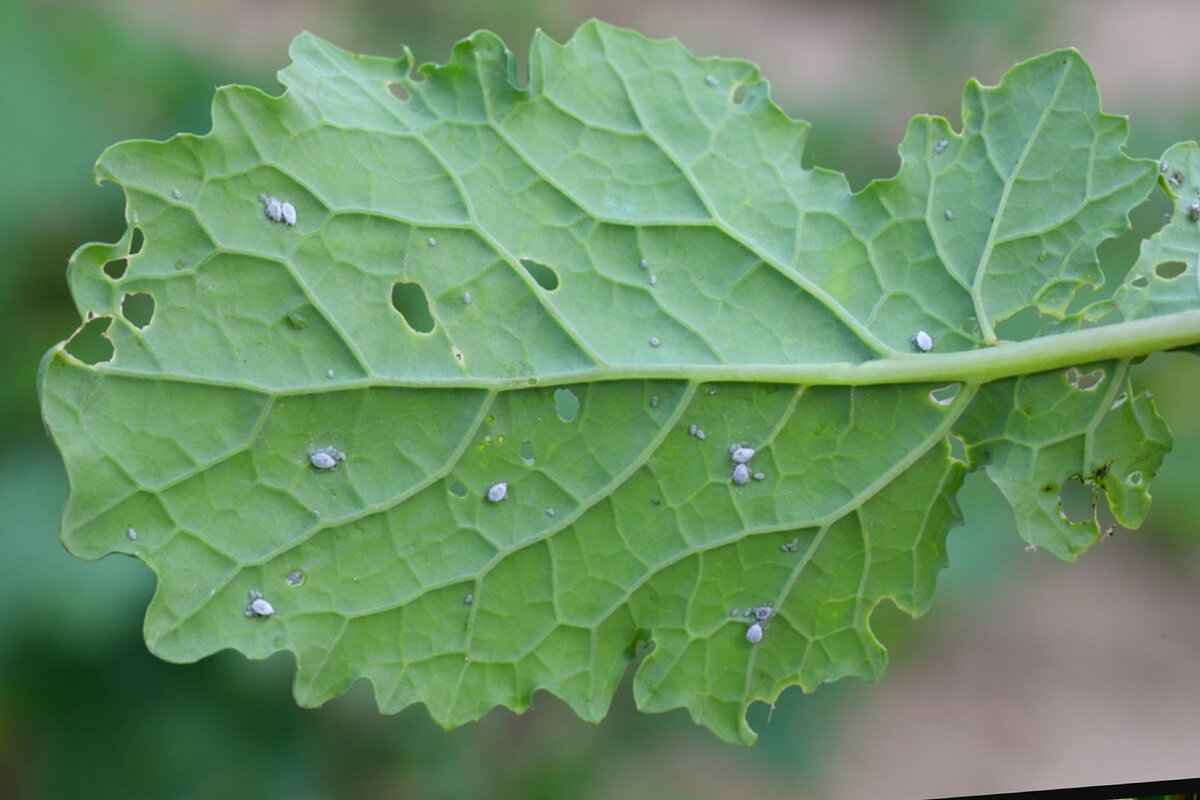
[944,209,954,221]
[546,508,556,517]
[487,481,508,503]
[695,429,706,441]
[280,202,297,226]
[746,622,763,644]
[705,75,719,87]
[752,472,765,481]
[261,195,284,223]
[463,593,474,605]
[171,188,182,199]
[650,337,661,348]
[639,257,648,269]
[244,590,275,618]
[730,446,755,464]
[309,446,346,470]
[732,463,751,485]
[688,424,698,436]
[911,330,933,352]
[126,527,138,541]
[649,274,657,286]
[326,369,335,379]
[462,291,472,305]
[427,236,437,246]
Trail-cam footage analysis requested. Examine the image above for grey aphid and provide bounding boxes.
[730,446,755,464]
[326,369,335,379]
[280,202,297,226]
[752,471,765,481]
[911,330,933,352]
[650,337,661,348]
[171,188,182,200]
[688,423,698,436]
[309,446,346,470]
[264,197,284,223]
[546,508,556,517]
[649,274,657,286]
[427,236,437,246]
[752,604,774,621]
[487,481,508,503]
[695,429,706,441]
[732,463,751,485]
[746,622,763,644]
[1189,203,1200,222]
[934,139,948,154]
[245,590,275,618]
[650,395,659,408]
[463,593,474,605]
[944,209,954,221]
[462,291,472,304]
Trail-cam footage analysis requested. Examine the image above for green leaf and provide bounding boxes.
[39,22,1200,744]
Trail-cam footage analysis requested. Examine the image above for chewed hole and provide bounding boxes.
[391,281,435,333]
[519,441,534,465]
[929,383,960,406]
[102,259,127,280]
[1058,476,1094,524]
[387,81,410,101]
[553,387,579,422]
[448,481,468,498]
[732,82,750,105]
[65,316,115,365]
[1065,366,1105,392]
[120,292,155,329]
[520,258,559,291]
[1155,260,1187,279]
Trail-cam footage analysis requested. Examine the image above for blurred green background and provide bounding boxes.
[4,1,1200,798]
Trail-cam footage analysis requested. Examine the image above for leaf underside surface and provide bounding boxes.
[39,22,1200,743]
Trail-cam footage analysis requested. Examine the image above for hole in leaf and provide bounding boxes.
[391,281,435,333]
[1058,476,1094,524]
[102,258,127,280]
[732,82,749,105]
[65,316,115,365]
[129,226,144,255]
[1126,470,1143,487]
[1131,275,1149,288]
[1065,366,1105,392]
[120,292,155,329]
[1155,260,1187,279]
[519,441,534,465]
[948,434,967,462]
[553,388,579,422]
[929,383,960,406]
[448,481,468,498]
[520,258,559,291]
[387,81,410,101]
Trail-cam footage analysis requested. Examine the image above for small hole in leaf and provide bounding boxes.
[1131,275,1149,288]
[129,226,144,255]
[387,81,410,101]
[553,388,579,422]
[732,82,749,105]
[102,259,127,280]
[65,316,115,365]
[391,281,435,333]
[1155,260,1187,279]
[120,292,155,329]
[519,441,534,465]
[929,383,960,406]
[948,434,967,462]
[520,258,559,291]
[1065,366,1105,392]
[448,481,468,498]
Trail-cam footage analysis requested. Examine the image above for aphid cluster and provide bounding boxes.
[780,537,799,553]
[244,589,275,618]
[309,446,346,470]
[740,604,775,644]
[259,193,297,226]
[729,442,762,485]
[687,423,707,441]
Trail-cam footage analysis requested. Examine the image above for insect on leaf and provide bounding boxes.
[39,23,1200,744]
